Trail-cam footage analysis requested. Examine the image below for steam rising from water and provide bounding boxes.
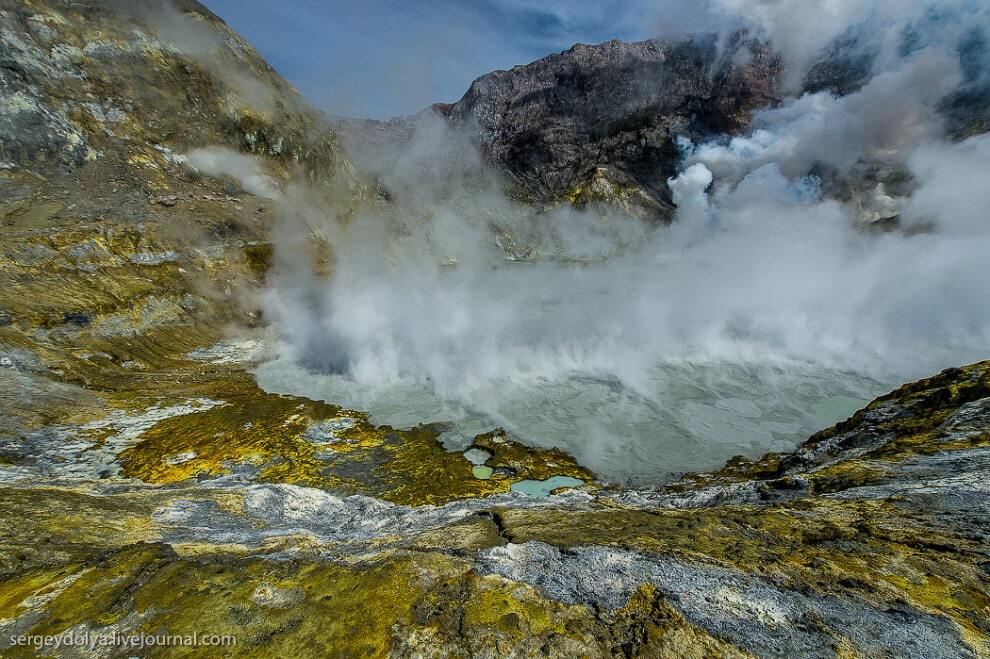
[248,1,990,483]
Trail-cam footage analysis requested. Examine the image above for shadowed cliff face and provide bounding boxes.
[439,32,783,218]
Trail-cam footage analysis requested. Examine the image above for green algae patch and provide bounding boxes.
[0,564,87,621]
[462,575,569,637]
[0,544,434,658]
[118,376,366,488]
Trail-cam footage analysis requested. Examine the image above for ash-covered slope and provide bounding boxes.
[439,32,782,218]
[0,0,344,180]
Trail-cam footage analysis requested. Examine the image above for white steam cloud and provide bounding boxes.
[687,50,961,182]
[251,0,990,483]
[186,148,281,199]
[658,0,990,89]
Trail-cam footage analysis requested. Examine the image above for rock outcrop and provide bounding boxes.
[439,32,783,219]
[0,0,345,179]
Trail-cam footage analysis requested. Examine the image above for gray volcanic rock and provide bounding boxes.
[0,0,345,180]
[440,32,783,219]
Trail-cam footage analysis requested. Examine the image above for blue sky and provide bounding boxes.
[202,1,675,119]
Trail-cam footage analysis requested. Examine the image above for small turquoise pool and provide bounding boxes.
[510,476,584,497]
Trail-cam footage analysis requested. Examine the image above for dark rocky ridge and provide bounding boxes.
[437,32,783,219]
[356,27,985,222]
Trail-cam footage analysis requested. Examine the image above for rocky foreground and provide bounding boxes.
[0,1,988,657]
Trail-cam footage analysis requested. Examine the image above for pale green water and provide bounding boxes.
[254,357,885,486]
[472,465,494,479]
[510,476,585,497]
[811,396,869,427]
